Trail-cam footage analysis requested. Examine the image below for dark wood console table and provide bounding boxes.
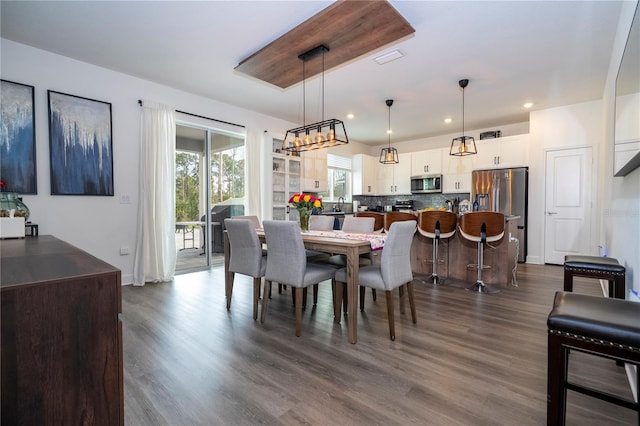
[1,235,123,425]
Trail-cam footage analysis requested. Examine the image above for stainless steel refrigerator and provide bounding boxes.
[472,167,528,262]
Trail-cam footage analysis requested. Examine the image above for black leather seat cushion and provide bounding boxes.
[564,255,625,273]
[548,291,640,349]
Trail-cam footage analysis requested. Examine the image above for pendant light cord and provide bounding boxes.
[388,103,391,148]
[302,59,306,126]
[462,85,465,137]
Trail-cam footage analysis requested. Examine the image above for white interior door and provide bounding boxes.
[544,147,592,264]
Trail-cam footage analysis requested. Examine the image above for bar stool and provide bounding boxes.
[417,211,457,285]
[458,212,505,294]
[383,211,417,233]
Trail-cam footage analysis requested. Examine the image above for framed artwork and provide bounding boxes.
[0,80,37,194]
[48,90,113,195]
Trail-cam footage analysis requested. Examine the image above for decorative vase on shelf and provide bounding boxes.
[0,192,30,220]
[298,209,310,232]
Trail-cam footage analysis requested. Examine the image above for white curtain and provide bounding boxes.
[245,128,263,219]
[133,102,176,285]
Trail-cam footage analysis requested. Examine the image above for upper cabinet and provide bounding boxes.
[377,152,411,195]
[410,148,442,176]
[472,134,529,169]
[301,149,328,193]
[442,151,474,193]
[352,154,378,195]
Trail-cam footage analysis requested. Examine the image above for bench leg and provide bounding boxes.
[548,332,568,426]
[613,276,625,299]
[563,268,573,292]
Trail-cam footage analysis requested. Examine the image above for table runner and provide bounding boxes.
[303,230,387,250]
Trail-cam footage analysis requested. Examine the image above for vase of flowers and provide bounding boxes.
[289,193,321,232]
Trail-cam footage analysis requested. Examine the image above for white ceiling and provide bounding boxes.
[0,1,625,146]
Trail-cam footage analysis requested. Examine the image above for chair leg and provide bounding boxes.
[398,286,406,315]
[344,283,349,313]
[359,286,365,312]
[407,282,417,324]
[295,287,304,337]
[334,281,344,323]
[227,272,235,310]
[372,289,377,301]
[313,284,319,307]
[291,287,308,310]
[261,280,272,323]
[385,290,396,341]
[252,277,261,321]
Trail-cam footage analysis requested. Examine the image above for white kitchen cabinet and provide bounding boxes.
[410,148,442,176]
[352,154,378,195]
[377,152,411,195]
[443,173,471,193]
[272,139,302,221]
[472,134,529,169]
[442,151,473,194]
[301,149,328,192]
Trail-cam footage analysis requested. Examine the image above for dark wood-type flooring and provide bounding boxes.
[122,263,636,425]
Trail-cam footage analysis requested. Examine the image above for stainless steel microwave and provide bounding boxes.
[410,174,442,194]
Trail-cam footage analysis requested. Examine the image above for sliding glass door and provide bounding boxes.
[175,124,245,272]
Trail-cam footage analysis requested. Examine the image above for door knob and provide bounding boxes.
[547,211,558,215]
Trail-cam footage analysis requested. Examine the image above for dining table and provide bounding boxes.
[224,229,386,344]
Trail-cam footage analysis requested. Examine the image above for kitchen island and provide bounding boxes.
[411,214,519,287]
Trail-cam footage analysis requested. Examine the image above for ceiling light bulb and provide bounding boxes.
[293,133,301,148]
[347,113,354,120]
[386,151,395,162]
[444,118,452,124]
[315,128,325,144]
[327,126,335,141]
[303,129,312,146]
[458,142,467,154]
[523,102,533,109]
[387,129,392,134]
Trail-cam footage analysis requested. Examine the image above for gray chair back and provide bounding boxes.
[341,216,375,233]
[232,215,261,229]
[380,220,416,290]
[309,215,335,230]
[224,218,266,278]
[263,220,307,285]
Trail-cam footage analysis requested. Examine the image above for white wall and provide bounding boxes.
[1,39,298,284]
[601,1,640,296]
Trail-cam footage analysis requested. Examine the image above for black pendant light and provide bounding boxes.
[282,45,349,153]
[449,79,477,156]
[379,99,399,164]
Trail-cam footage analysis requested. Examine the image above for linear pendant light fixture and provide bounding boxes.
[449,79,477,156]
[282,45,348,153]
[380,99,399,164]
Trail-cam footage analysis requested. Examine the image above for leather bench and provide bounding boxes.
[564,255,625,299]
[547,291,640,425]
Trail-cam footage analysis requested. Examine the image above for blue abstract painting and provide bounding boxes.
[0,80,37,194]
[48,91,113,195]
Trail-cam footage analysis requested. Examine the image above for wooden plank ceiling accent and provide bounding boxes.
[234,1,415,89]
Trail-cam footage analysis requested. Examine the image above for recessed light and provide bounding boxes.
[444,118,452,124]
[523,102,533,109]
[347,113,355,120]
[373,50,404,65]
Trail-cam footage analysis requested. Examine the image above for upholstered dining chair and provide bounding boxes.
[355,211,384,233]
[335,220,417,341]
[341,216,375,233]
[309,215,335,230]
[261,220,338,337]
[224,218,267,320]
[232,215,261,229]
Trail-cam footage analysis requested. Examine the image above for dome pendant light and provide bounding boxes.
[449,79,477,156]
[379,99,399,164]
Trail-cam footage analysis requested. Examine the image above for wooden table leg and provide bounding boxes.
[347,245,360,344]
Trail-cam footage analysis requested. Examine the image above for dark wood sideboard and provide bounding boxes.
[1,235,123,425]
